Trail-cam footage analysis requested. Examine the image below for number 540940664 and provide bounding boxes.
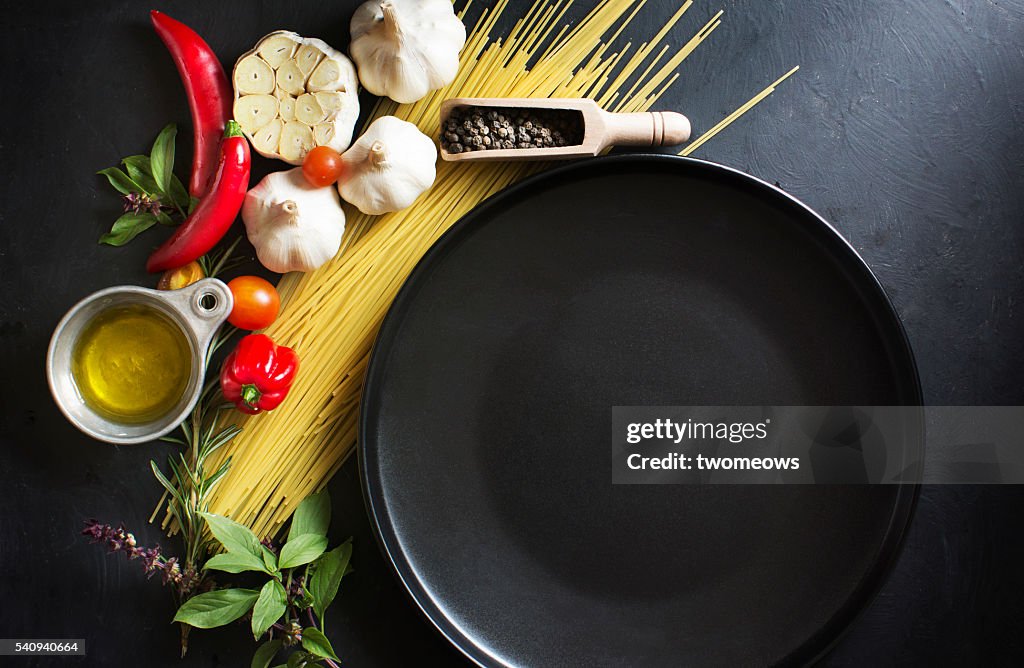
[2,640,84,655]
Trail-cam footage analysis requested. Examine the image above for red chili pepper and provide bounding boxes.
[220,334,300,415]
[150,10,232,199]
[146,121,250,273]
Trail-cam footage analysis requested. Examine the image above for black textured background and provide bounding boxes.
[1,0,1023,665]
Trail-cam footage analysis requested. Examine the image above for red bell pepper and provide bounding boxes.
[146,121,250,273]
[220,334,300,415]
[150,10,232,199]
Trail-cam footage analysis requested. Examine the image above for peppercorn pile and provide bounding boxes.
[440,106,584,153]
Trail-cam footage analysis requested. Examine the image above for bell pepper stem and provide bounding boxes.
[241,384,261,408]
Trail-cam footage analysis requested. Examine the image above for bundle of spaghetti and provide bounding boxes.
[158,0,797,538]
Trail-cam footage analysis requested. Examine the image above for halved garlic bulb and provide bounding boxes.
[233,31,359,165]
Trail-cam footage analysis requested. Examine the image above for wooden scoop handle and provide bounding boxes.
[602,111,691,148]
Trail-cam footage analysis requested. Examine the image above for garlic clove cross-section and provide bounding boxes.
[338,115,437,215]
[350,0,467,104]
[242,168,346,274]
[233,31,360,165]
[234,55,275,95]
[235,95,278,136]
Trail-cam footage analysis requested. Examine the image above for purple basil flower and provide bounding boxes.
[122,191,163,216]
[81,520,204,597]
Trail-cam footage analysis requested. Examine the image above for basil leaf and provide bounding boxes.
[301,627,340,661]
[205,552,274,575]
[169,173,191,212]
[278,534,328,569]
[251,639,283,668]
[200,512,265,559]
[289,489,330,541]
[286,652,311,668]
[188,195,200,214]
[99,212,156,246]
[150,123,177,197]
[172,588,259,629]
[121,155,159,194]
[154,210,177,227]
[299,585,315,610]
[262,545,279,572]
[251,580,288,640]
[106,212,154,232]
[308,540,352,620]
[97,167,142,196]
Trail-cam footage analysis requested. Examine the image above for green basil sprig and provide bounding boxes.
[171,490,352,668]
[97,123,195,246]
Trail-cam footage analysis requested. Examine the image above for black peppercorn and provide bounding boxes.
[440,105,584,153]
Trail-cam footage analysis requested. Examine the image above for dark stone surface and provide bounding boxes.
[0,0,1021,665]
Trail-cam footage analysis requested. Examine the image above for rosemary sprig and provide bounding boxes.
[152,326,239,571]
[147,243,243,655]
[198,235,245,279]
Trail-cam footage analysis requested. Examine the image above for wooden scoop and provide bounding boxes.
[439,97,691,162]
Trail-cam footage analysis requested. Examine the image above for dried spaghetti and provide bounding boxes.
[158,0,797,537]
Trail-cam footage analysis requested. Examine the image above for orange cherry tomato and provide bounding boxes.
[302,146,345,187]
[227,276,280,330]
[156,260,205,291]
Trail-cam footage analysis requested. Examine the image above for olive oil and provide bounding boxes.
[71,304,191,424]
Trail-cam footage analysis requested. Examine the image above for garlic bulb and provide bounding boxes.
[338,116,437,215]
[234,31,360,164]
[350,0,466,104]
[242,168,346,273]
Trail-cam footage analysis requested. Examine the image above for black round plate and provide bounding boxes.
[360,155,920,667]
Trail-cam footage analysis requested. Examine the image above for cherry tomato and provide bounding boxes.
[302,146,345,187]
[156,260,205,291]
[227,276,280,330]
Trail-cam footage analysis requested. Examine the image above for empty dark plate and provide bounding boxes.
[360,155,920,667]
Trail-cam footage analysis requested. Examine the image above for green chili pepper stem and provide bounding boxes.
[225,119,243,138]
